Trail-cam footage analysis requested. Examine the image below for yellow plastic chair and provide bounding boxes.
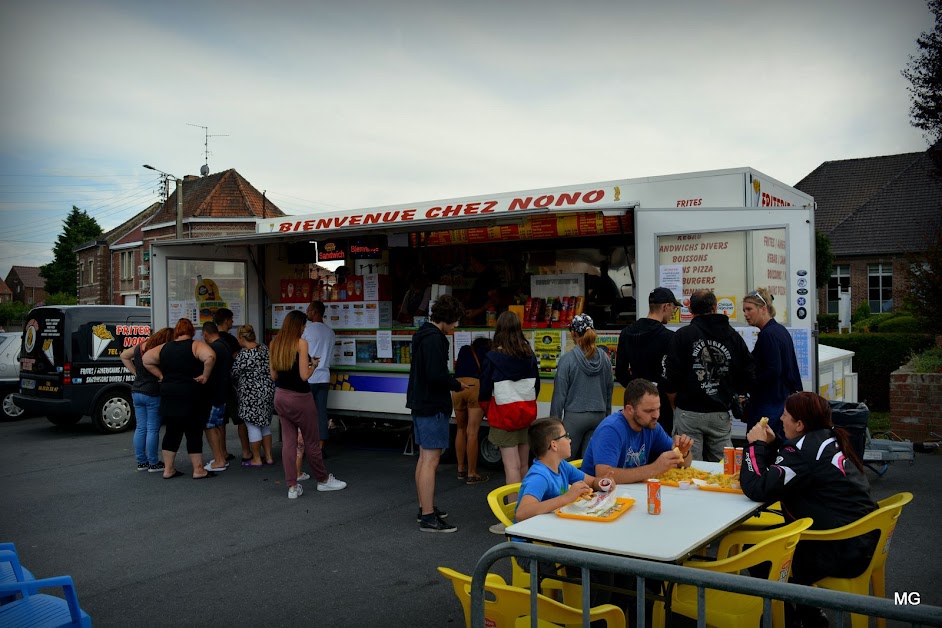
[735,501,785,531]
[486,483,583,608]
[437,566,625,628]
[802,492,913,628]
[569,458,582,469]
[653,518,813,628]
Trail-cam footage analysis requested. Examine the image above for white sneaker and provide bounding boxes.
[297,472,311,481]
[317,474,347,492]
[288,483,304,499]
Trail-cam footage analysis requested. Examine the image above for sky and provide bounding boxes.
[0,0,934,279]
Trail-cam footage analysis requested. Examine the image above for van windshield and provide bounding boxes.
[21,309,65,375]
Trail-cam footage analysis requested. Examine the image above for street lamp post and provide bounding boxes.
[143,164,183,239]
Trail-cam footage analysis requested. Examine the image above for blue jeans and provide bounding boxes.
[132,393,161,465]
[309,383,330,442]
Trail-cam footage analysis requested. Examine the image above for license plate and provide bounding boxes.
[20,379,36,389]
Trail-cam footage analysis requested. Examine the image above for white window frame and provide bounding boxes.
[89,259,95,284]
[120,251,133,280]
[827,264,850,314]
[868,262,893,313]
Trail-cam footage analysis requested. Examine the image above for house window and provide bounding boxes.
[89,260,94,284]
[120,251,133,280]
[868,263,893,313]
[78,261,85,286]
[827,265,850,314]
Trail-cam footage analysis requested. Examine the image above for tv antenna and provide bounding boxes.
[187,123,229,176]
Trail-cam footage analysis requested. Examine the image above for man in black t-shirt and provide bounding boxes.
[202,322,233,472]
[214,308,251,462]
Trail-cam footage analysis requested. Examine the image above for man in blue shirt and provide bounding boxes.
[583,379,693,482]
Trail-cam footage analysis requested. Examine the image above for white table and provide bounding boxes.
[505,461,762,563]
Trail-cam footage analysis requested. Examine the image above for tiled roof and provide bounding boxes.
[109,202,163,246]
[796,150,942,256]
[151,169,285,224]
[8,265,45,288]
[0,279,11,295]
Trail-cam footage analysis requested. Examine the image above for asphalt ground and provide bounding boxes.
[0,415,939,627]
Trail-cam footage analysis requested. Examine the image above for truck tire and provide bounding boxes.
[47,413,82,426]
[478,427,503,470]
[2,389,26,420]
[94,391,134,434]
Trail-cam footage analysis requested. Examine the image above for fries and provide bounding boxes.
[658,467,710,483]
[703,472,740,488]
[759,416,769,427]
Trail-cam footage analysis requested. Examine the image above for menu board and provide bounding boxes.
[411,212,631,247]
[750,229,788,323]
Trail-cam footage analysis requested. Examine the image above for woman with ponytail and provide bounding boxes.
[549,314,613,458]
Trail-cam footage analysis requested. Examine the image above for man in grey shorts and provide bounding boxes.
[663,289,754,461]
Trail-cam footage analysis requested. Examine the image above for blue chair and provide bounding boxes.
[0,576,91,627]
[0,547,36,604]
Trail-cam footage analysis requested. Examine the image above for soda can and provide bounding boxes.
[646,479,661,515]
[723,446,736,475]
[734,447,744,475]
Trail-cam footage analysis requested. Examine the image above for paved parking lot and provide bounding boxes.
[1,414,939,627]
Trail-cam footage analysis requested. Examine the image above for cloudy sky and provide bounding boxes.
[0,0,933,279]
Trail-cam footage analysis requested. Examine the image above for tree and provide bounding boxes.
[906,228,942,334]
[815,230,833,289]
[903,0,942,144]
[40,206,102,296]
[44,292,78,306]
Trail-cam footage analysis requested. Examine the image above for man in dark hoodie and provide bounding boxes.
[663,289,755,461]
[406,294,471,533]
[615,287,681,435]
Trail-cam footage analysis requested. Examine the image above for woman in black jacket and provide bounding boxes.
[741,392,877,626]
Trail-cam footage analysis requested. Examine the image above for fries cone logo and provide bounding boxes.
[24,320,39,353]
[752,178,761,207]
[42,339,55,364]
[90,324,114,361]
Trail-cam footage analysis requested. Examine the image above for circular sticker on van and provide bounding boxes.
[24,319,39,353]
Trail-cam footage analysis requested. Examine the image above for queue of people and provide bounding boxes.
[127,305,346,498]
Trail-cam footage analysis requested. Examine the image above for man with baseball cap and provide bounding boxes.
[615,287,681,435]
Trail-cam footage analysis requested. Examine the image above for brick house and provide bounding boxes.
[796,148,942,317]
[4,266,47,305]
[0,279,11,304]
[76,168,283,305]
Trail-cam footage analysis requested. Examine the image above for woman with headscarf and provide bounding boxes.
[143,318,217,479]
[269,310,347,499]
[550,314,614,459]
[231,324,276,467]
[121,327,173,473]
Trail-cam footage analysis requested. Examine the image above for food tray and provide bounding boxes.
[692,480,744,494]
[555,497,635,522]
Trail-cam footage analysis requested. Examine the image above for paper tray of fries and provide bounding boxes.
[691,476,743,494]
[656,467,711,487]
[555,497,634,522]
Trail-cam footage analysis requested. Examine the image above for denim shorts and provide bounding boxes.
[413,412,450,449]
[205,404,226,429]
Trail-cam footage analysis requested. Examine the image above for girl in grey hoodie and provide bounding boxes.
[550,314,614,458]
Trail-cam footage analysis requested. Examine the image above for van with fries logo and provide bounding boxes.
[14,305,150,433]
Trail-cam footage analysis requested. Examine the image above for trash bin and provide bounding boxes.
[829,400,869,460]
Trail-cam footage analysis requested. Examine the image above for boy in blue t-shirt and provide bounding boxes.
[516,418,613,523]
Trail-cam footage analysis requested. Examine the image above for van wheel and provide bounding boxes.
[94,391,134,433]
[479,427,503,470]
[2,390,26,420]
[47,413,82,426]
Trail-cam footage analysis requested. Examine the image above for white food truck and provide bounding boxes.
[149,167,819,462]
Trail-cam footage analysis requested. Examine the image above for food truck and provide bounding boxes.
[149,167,817,463]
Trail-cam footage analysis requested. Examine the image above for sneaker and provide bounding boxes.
[416,506,448,522]
[147,462,166,473]
[136,462,149,472]
[288,483,304,499]
[466,474,490,485]
[420,516,457,533]
[316,474,347,491]
[297,472,311,481]
[489,523,507,535]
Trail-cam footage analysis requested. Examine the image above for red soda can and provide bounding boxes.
[647,479,661,515]
[723,446,736,475]
[734,447,744,475]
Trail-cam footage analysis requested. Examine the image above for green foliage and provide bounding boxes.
[903,0,942,143]
[817,313,839,333]
[815,230,833,289]
[905,228,942,334]
[44,292,78,306]
[869,411,891,435]
[821,332,936,410]
[911,346,942,373]
[39,206,103,296]
[874,315,922,333]
[0,301,29,327]
[851,301,871,324]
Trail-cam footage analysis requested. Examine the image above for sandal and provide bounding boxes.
[457,470,468,480]
[466,474,490,484]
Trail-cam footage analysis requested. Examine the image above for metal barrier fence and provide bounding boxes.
[471,542,942,627]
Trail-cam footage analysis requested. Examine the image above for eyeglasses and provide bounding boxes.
[552,432,572,442]
[746,290,767,306]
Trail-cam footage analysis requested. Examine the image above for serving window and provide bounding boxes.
[657,227,788,324]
